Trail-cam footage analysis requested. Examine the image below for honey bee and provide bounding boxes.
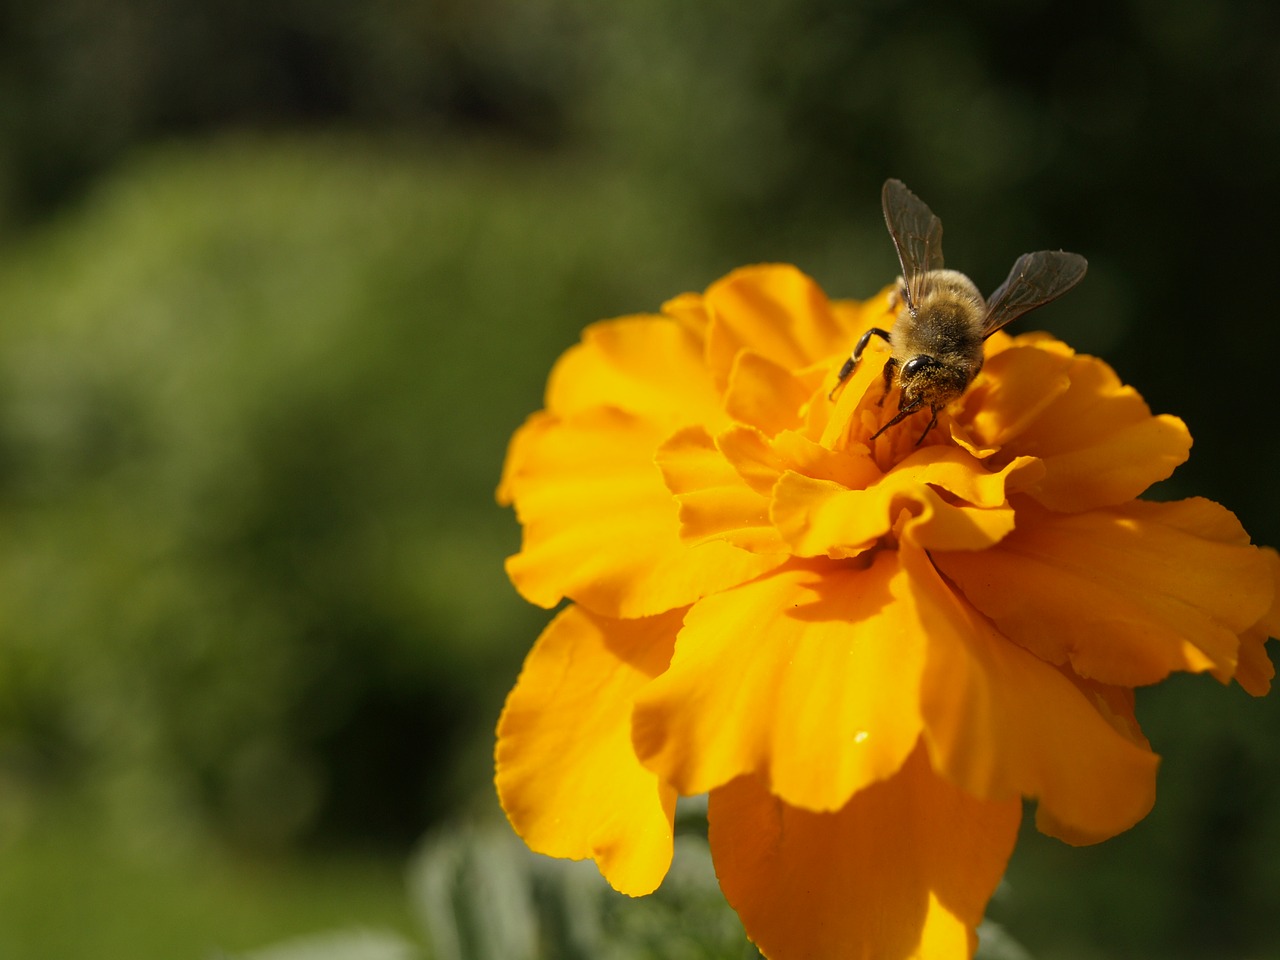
[831,178,1088,443]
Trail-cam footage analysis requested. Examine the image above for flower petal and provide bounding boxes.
[656,423,890,556]
[1236,546,1280,696]
[708,745,1021,960]
[1029,675,1156,845]
[495,605,681,895]
[956,342,1074,447]
[771,446,1040,558]
[660,290,711,338]
[503,408,782,616]
[832,287,895,339]
[901,543,1160,844]
[704,265,848,388]
[770,428,883,489]
[814,340,890,451]
[715,424,881,496]
[935,498,1274,686]
[632,556,925,812]
[1254,545,1280,638]
[654,426,788,553]
[988,337,1191,510]
[1236,623,1277,696]
[722,349,815,436]
[715,425,790,495]
[546,315,726,431]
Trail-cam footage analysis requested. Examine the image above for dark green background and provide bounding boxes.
[0,1,1276,957]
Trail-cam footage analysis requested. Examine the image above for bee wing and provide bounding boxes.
[882,179,944,311]
[981,250,1087,338]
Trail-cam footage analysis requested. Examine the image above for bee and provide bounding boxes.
[831,178,1088,443]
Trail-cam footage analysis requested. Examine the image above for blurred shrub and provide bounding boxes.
[412,821,758,960]
[0,0,583,223]
[0,134,722,854]
[8,0,1280,541]
[227,812,1036,960]
[0,2,1276,954]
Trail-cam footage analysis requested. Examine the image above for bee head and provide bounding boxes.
[898,354,970,409]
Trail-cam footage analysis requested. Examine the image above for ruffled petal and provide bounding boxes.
[721,350,816,436]
[660,290,711,338]
[632,557,925,812]
[502,408,782,616]
[495,605,681,895]
[935,498,1274,687]
[708,745,1021,960]
[1030,675,1156,845]
[901,542,1160,844]
[657,423,886,555]
[814,338,890,451]
[771,446,1041,558]
[703,265,849,388]
[715,425,790,494]
[546,315,727,432]
[832,288,895,341]
[984,336,1191,511]
[654,426,788,554]
[956,342,1074,447]
[1254,545,1280,638]
[715,425,881,495]
[1236,623,1277,696]
[1236,546,1280,695]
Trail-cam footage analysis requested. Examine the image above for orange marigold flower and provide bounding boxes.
[495,263,1280,959]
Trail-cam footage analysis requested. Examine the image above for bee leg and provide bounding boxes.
[914,405,942,445]
[856,327,892,361]
[828,327,891,401]
[869,396,924,441]
[877,356,898,407]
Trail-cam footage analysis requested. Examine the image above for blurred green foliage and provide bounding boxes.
[0,0,1277,957]
[0,135,730,858]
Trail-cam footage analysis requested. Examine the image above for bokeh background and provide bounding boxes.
[0,1,1277,958]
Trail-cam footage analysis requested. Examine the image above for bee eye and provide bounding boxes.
[901,356,936,378]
